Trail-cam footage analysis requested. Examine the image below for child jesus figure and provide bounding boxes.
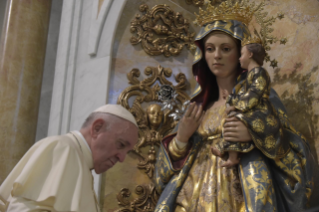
[212,37,282,167]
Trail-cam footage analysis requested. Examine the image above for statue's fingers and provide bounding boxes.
[224,132,240,142]
[228,111,237,117]
[225,116,239,122]
[224,126,237,133]
[223,121,238,128]
[225,106,236,114]
[184,102,195,117]
[194,105,203,121]
[190,104,198,119]
[199,110,205,124]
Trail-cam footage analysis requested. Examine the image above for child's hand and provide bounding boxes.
[224,116,252,142]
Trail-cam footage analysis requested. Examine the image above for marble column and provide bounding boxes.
[0,0,52,184]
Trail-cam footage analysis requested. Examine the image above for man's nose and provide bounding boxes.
[117,152,126,163]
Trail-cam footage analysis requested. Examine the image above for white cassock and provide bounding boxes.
[0,131,100,212]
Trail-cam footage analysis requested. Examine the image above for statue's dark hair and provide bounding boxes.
[245,43,266,66]
[192,31,244,109]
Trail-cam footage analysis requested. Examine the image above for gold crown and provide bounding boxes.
[194,0,262,26]
[242,36,263,46]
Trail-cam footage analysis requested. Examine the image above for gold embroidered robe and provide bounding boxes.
[175,105,245,212]
[215,67,288,158]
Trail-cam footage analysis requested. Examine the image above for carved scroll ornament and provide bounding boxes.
[117,65,189,178]
[130,4,196,57]
[116,65,189,212]
[116,184,159,212]
[185,0,224,7]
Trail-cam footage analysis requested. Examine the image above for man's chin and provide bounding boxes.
[95,166,111,174]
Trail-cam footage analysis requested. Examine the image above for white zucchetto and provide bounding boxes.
[94,104,138,127]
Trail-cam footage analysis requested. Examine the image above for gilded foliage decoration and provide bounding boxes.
[185,0,224,7]
[116,65,189,211]
[130,4,196,57]
[185,0,206,6]
[116,184,159,212]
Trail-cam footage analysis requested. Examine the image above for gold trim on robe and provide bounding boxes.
[175,105,245,212]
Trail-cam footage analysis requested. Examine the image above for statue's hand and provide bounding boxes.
[223,116,252,142]
[225,106,236,115]
[176,102,205,143]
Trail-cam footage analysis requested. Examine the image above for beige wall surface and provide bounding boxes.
[102,0,319,211]
[260,0,319,162]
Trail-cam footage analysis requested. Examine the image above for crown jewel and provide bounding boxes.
[242,36,262,47]
[194,0,261,26]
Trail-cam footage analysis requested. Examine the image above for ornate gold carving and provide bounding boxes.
[116,184,159,212]
[185,0,224,7]
[242,36,262,47]
[117,65,189,178]
[186,0,205,6]
[194,0,260,26]
[130,4,196,57]
[116,65,189,212]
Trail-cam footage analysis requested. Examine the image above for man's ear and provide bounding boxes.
[91,119,105,138]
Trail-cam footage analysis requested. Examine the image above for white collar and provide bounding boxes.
[74,130,92,154]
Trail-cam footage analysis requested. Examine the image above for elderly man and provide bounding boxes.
[0,104,138,212]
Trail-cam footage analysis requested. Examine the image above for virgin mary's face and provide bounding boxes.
[204,32,240,79]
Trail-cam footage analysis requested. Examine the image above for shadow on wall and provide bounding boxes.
[272,63,319,163]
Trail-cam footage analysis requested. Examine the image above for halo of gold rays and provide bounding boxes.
[194,0,288,68]
[253,1,288,68]
[185,0,223,7]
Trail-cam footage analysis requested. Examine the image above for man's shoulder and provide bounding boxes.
[34,133,78,151]
[25,133,83,167]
